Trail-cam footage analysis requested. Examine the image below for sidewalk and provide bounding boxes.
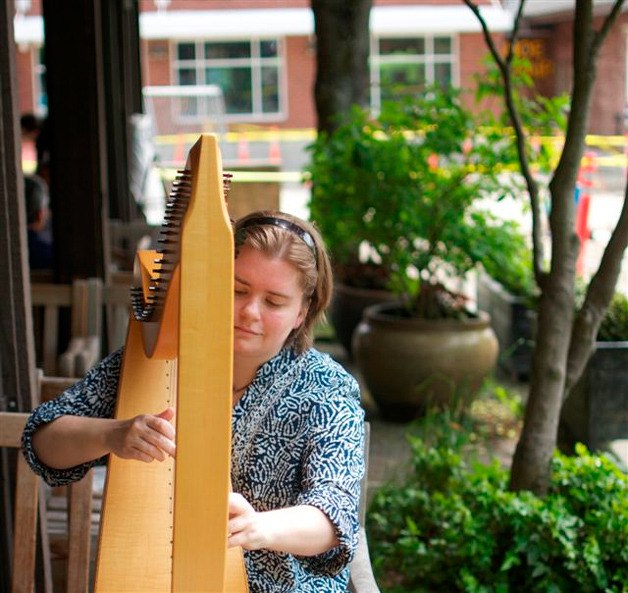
[316,340,521,503]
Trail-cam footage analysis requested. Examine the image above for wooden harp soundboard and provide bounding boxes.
[94,134,248,592]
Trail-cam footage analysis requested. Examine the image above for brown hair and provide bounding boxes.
[234,210,333,353]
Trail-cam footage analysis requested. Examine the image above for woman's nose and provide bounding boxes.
[240,297,261,320]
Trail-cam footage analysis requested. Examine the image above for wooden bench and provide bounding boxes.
[30,275,134,378]
[1,390,94,593]
[103,273,134,354]
[31,279,102,378]
[349,421,381,593]
[108,218,161,272]
[4,405,379,592]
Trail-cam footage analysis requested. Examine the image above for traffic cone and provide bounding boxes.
[575,151,596,276]
[268,137,281,165]
[173,135,185,165]
[237,136,250,164]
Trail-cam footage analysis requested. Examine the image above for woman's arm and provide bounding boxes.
[227,493,338,556]
[32,407,176,469]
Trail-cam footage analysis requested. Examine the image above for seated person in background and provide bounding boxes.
[20,113,41,174]
[35,116,52,185]
[20,112,41,144]
[24,174,53,269]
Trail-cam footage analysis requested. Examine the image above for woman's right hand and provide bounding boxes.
[31,407,176,470]
[106,407,176,463]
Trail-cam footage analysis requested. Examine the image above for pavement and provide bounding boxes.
[315,339,522,504]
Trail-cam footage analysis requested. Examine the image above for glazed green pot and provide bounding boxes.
[559,341,628,450]
[353,303,499,421]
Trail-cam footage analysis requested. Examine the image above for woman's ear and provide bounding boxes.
[293,303,308,330]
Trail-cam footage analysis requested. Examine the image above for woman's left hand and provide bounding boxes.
[227,492,339,555]
[228,492,273,551]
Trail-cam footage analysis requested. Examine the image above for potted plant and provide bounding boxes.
[307,86,524,420]
[559,291,628,451]
[306,107,397,358]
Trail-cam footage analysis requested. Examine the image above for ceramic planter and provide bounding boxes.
[559,341,628,450]
[352,302,499,421]
[329,282,395,359]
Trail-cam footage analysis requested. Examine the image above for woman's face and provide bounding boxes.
[233,244,307,365]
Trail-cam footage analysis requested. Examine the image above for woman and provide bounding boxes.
[22,210,365,592]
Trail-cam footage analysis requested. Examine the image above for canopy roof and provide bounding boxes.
[14,5,513,44]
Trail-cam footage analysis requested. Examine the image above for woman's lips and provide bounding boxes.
[235,326,260,336]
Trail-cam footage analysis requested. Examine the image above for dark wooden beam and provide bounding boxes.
[0,0,38,589]
[102,0,144,222]
[42,0,110,282]
[0,0,37,415]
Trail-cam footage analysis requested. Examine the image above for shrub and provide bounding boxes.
[480,230,538,307]
[367,413,627,592]
[305,86,524,318]
[597,291,628,342]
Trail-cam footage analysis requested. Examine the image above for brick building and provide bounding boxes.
[12,0,627,134]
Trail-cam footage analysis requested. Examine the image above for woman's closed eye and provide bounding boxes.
[234,287,286,308]
[265,298,285,309]
[234,281,250,296]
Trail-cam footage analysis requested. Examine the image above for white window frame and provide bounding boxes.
[171,37,286,123]
[32,45,47,116]
[370,34,459,111]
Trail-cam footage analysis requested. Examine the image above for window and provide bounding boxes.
[173,39,283,120]
[34,46,47,115]
[370,36,456,109]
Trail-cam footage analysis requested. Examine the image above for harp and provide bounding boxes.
[94,134,248,592]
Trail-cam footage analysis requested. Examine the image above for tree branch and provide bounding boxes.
[565,172,628,396]
[506,0,526,65]
[549,0,623,263]
[591,0,626,55]
[463,0,546,284]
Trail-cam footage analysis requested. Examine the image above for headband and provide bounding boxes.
[236,216,317,260]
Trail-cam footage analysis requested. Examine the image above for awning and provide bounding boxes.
[13,14,43,45]
[14,5,513,45]
[140,6,513,39]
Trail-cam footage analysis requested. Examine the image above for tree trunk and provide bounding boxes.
[509,249,579,493]
[311,0,372,136]
[509,0,626,494]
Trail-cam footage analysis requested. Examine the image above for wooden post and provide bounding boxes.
[42,0,110,282]
[0,1,39,591]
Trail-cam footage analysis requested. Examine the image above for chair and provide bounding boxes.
[31,279,102,377]
[103,274,133,354]
[107,218,161,272]
[349,421,381,593]
[0,411,94,593]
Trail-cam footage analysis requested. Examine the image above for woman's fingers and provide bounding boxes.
[109,408,176,462]
[132,432,174,462]
[228,494,252,538]
[227,493,271,550]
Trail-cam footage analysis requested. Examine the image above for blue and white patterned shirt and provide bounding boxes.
[22,346,365,593]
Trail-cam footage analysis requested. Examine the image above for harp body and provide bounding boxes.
[94,135,248,592]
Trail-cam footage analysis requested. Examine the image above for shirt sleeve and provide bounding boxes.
[21,349,123,486]
[295,379,365,577]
